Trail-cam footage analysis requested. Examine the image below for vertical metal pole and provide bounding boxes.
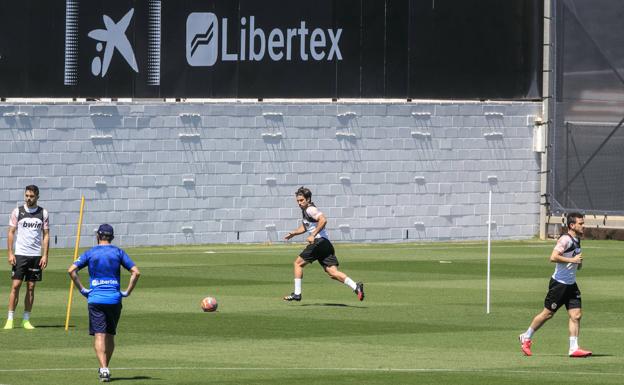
[565,121,569,207]
[487,190,492,314]
[540,0,552,240]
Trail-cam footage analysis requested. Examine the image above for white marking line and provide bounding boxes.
[57,244,552,258]
[53,243,613,259]
[131,244,554,255]
[0,367,622,376]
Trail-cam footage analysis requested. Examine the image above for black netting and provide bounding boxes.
[549,0,624,215]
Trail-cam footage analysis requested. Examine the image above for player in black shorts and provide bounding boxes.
[283,187,364,302]
[518,212,592,357]
[4,185,49,330]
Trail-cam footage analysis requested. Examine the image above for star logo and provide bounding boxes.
[88,8,139,77]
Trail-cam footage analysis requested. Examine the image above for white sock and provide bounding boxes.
[22,311,30,321]
[569,336,578,352]
[7,311,14,320]
[524,327,534,339]
[344,277,357,291]
[294,278,302,295]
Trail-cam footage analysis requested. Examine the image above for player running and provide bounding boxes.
[4,185,49,330]
[518,212,592,358]
[283,186,364,302]
[68,224,140,382]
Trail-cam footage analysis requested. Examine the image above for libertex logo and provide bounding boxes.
[186,13,343,67]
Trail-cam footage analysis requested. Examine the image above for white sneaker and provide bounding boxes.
[99,368,110,382]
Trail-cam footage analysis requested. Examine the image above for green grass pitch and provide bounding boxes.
[1,240,623,384]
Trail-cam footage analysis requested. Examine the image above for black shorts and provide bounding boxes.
[11,255,42,281]
[544,278,581,312]
[299,238,339,268]
[88,303,122,335]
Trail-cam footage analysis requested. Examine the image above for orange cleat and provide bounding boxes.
[518,334,532,356]
[569,348,592,358]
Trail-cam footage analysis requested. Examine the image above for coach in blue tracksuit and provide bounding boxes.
[68,224,140,383]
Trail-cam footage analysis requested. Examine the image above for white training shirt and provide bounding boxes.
[303,206,329,240]
[551,234,581,285]
[9,205,49,256]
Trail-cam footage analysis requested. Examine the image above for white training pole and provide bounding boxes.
[486,189,492,314]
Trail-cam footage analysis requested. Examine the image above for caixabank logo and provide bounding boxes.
[63,0,161,86]
[87,8,139,78]
[186,13,343,66]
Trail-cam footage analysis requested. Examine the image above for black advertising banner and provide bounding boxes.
[0,0,543,99]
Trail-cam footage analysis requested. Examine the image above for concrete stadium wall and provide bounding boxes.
[0,101,541,248]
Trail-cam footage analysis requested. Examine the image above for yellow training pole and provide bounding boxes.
[65,196,85,331]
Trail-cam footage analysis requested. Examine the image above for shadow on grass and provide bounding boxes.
[300,303,368,308]
[111,376,155,382]
[35,324,75,328]
[545,353,612,358]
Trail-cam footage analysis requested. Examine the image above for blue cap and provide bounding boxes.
[97,224,114,236]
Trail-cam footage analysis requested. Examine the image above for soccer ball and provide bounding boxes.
[201,296,218,312]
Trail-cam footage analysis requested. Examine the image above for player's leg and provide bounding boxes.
[24,281,35,312]
[91,305,110,367]
[8,279,22,311]
[324,265,347,282]
[568,307,581,338]
[320,241,364,301]
[19,255,41,329]
[323,266,364,300]
[567,284,591,357]
[96,304,121,381]
[7,254,29,327]
[528,308,555,333]
[519,278,566,355]
[94,333,109,367]
[89,304,112,381]
[518,308,554,356]
[566,285,582,339]
[105,334,115,365]
[21,281,36,329]
[9,279,22,311]
[284,256,307,301]
[4,279,23,329]
[317,240,346,283]
[104,304,121,366]
[94,333,111,381]
[567,308,590,356]
[284,238,316,302]
[294,256,306,280]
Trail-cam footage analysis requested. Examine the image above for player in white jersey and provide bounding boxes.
[4,185,50,330]
[518,212,592,357]
[283,187,364,302]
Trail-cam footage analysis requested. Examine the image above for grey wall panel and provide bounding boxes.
[0,101,541,248]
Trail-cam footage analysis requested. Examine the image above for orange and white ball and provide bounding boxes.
[201,296,218,312]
